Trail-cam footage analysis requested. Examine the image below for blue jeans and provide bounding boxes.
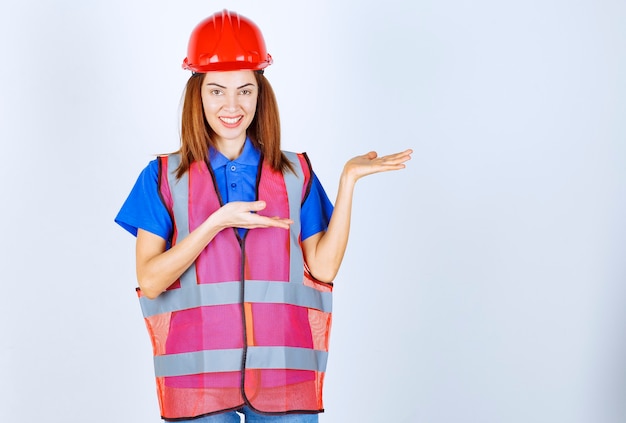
[170,406,319,422]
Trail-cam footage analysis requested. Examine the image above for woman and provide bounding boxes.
[115,9,412,422]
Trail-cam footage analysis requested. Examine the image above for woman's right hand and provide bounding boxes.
[210,200,293,230]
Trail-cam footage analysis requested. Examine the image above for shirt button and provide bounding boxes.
[230,165,236,171]
[231,183,237,189]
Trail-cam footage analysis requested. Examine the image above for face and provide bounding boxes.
[201,70,258,153]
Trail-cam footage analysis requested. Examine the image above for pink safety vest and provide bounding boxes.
[137,152,333,421]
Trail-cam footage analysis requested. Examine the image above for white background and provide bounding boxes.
[1,0,625,422]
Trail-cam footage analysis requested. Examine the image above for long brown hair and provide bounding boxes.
[176,71,293,178]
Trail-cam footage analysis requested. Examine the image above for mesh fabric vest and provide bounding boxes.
[137,152,333,421]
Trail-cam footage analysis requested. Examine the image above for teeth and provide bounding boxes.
[220,117,241,124]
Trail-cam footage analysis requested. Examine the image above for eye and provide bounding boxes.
[240,89,252,95]
[210,89,223,96]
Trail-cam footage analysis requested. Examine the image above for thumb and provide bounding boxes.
[249,200,267,212]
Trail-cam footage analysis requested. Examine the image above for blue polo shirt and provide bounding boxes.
[115,139,333,243]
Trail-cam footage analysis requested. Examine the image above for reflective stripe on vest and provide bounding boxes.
[154,347,329,377]
[140,280,332,317]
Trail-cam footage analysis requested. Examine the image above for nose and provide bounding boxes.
[224,92,239,111]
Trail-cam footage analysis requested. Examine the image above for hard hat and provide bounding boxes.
[182,9,273,72]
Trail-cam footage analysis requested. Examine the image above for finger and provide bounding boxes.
[253,216,292,229]
[248,200,267,212]
[381,150,413,164]
[385,149,413,160]
[271,216,294,223]
[270,217,293,229]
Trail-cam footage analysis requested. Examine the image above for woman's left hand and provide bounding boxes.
[343,148,413,184]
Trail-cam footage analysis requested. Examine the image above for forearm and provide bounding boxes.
[305,172,357,282]
[137,215,224,299]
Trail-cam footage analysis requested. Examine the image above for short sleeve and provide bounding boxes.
[114,159,173,240]
[301,173,334,241]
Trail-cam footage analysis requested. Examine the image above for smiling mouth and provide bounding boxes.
[219,116,243,125]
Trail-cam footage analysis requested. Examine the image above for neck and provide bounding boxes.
[215,137,246,160]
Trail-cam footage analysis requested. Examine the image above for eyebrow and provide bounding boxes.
[206,82,256,90]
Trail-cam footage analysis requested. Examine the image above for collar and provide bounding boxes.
[208,137,261,170]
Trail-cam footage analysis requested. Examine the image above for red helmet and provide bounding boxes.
[182,9,273,72]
